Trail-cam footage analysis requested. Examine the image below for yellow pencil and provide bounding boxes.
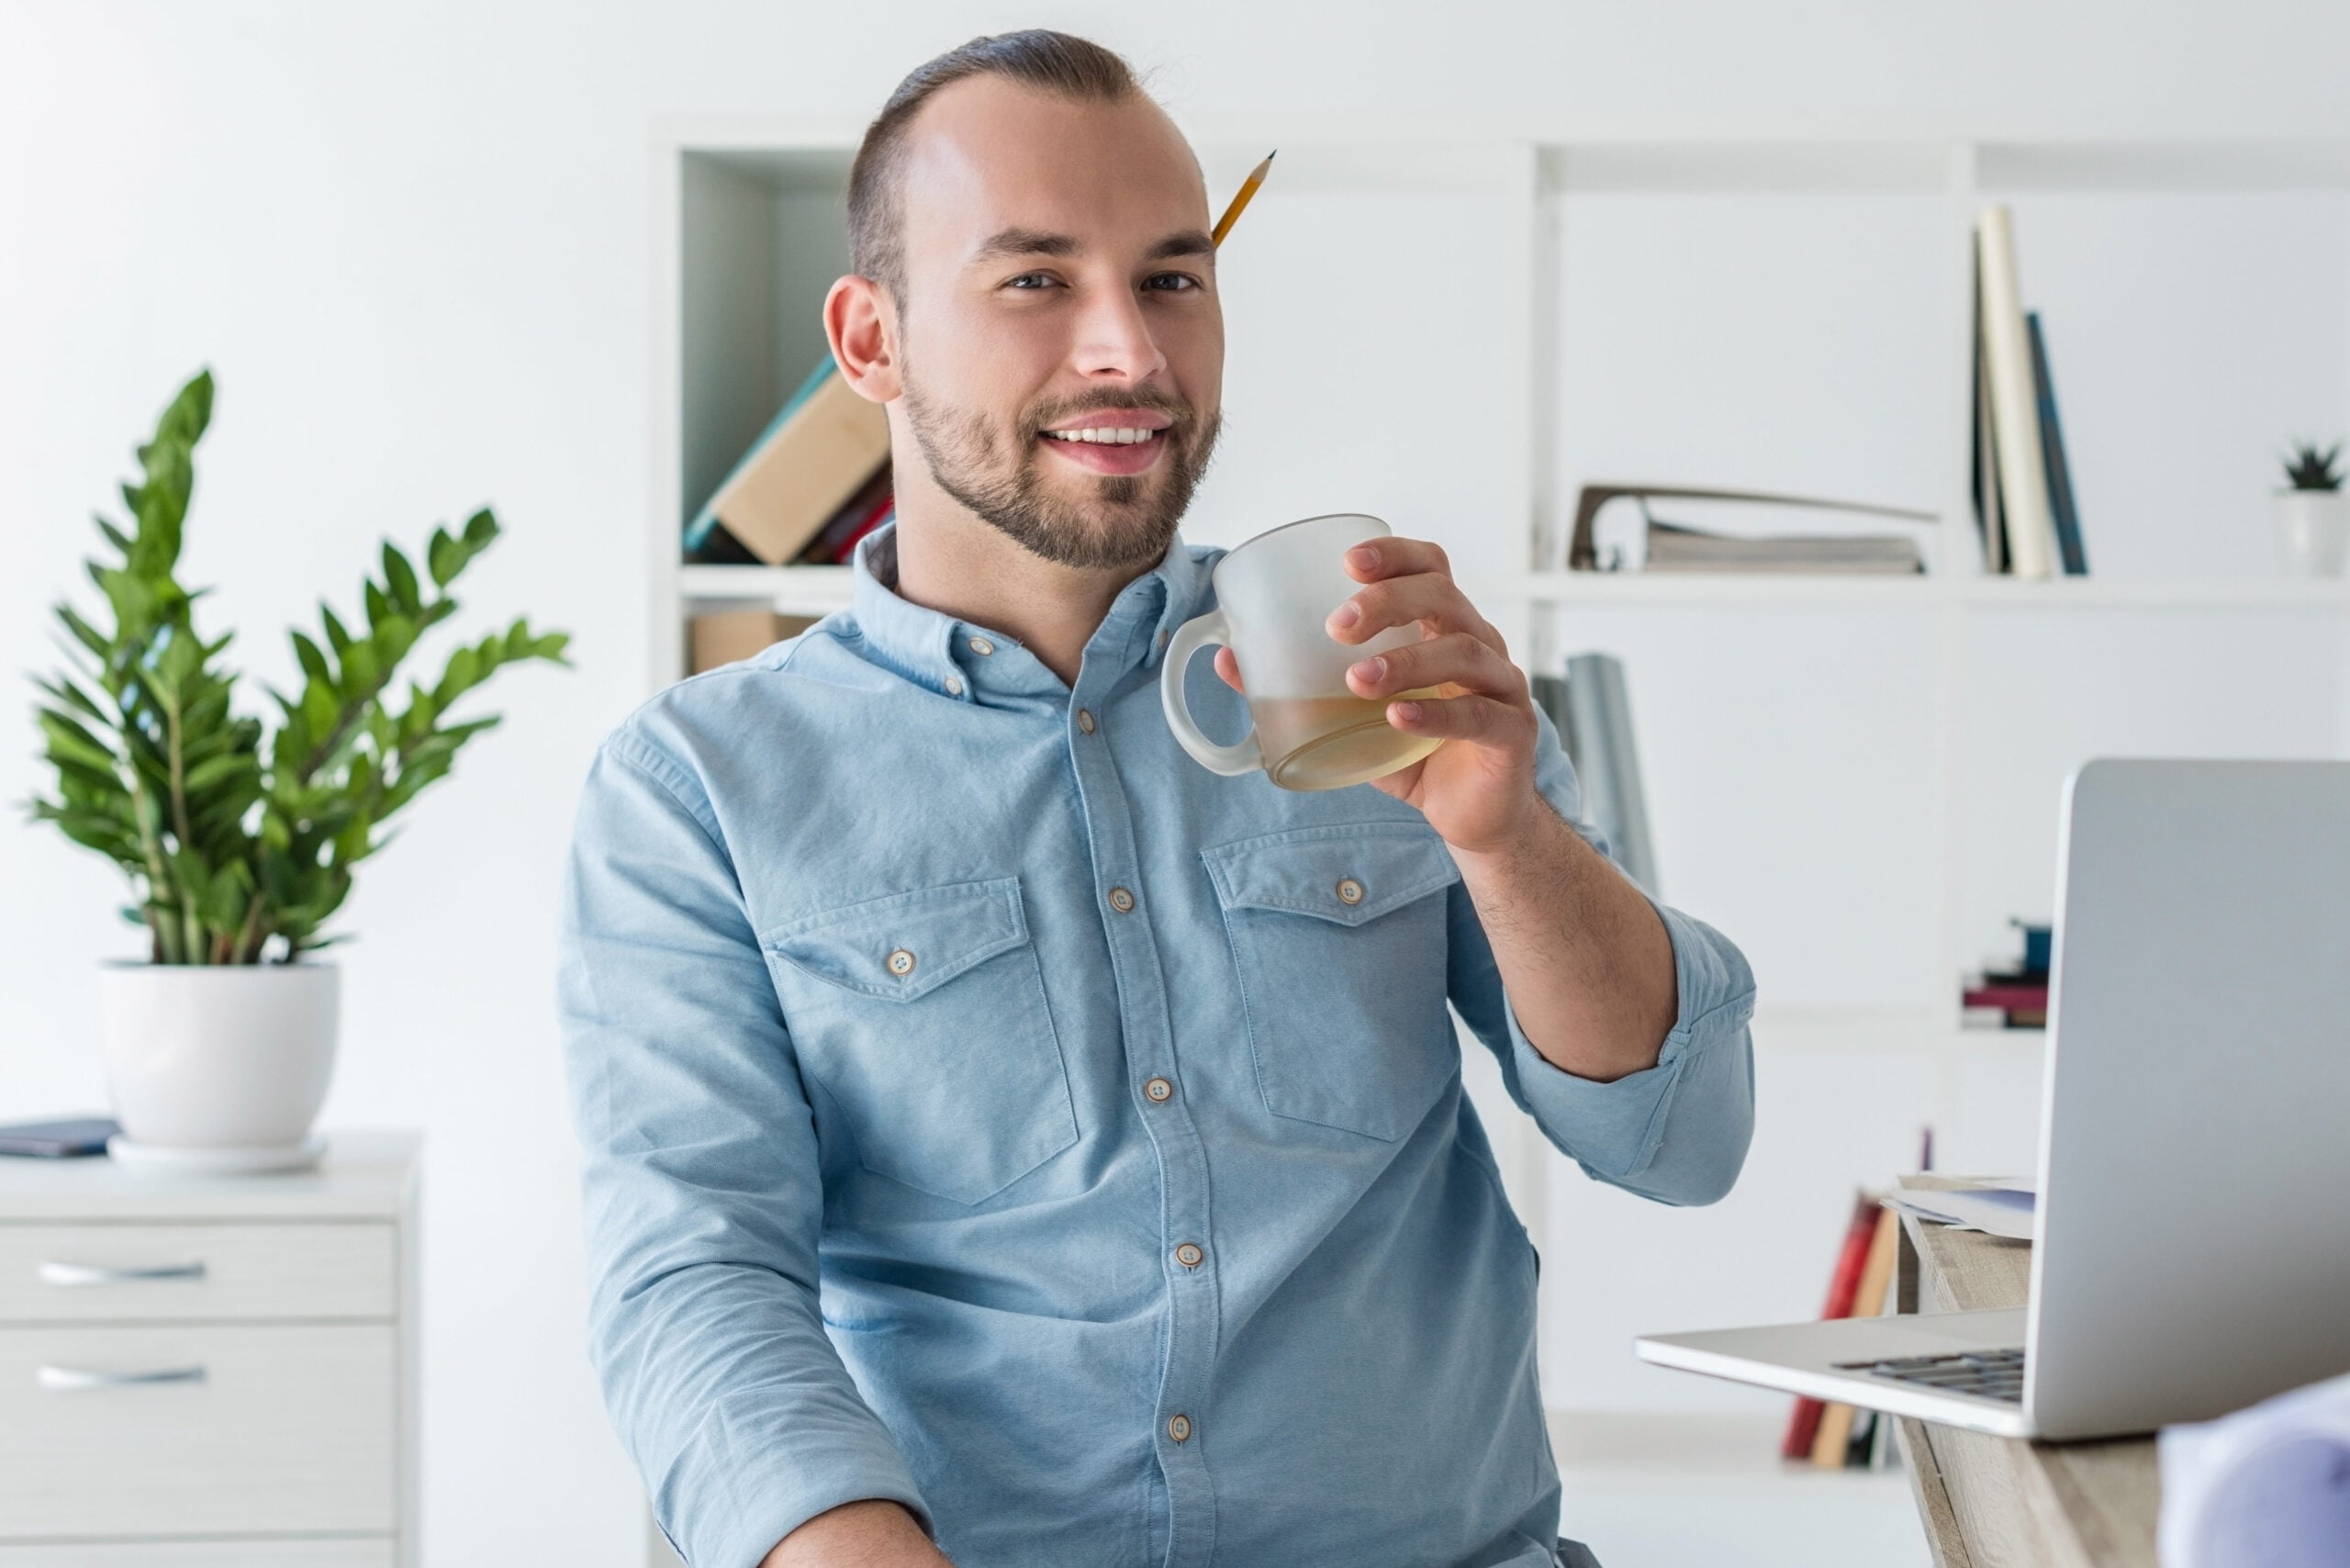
[1211,151,1276,248]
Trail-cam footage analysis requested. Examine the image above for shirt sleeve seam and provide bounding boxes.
[602,732,730,854]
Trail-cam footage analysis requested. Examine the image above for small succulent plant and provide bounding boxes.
[2280,441,2344,493]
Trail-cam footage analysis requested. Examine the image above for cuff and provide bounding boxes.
[1507,901,1754,1184]
[667,1390,932,1568]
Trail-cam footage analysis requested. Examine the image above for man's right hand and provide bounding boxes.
[759,1500,952,1568]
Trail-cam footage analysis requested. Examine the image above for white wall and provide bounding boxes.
[7,4,2350,1563]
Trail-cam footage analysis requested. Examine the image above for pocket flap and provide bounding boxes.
[1202,823,1460,927]
[763,878,1030,1002]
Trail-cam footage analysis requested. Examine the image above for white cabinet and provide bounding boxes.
[0,1132,417,1568]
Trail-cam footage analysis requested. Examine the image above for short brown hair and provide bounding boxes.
[846,30,1141,299]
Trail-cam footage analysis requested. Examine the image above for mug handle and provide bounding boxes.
[1158,610,1263,777]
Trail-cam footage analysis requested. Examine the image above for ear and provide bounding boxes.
[825,274,901,403]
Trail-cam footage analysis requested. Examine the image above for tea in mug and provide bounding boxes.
[1252,688,1443,791]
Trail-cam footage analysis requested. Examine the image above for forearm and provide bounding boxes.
[1449,797,1678,1081]
[762,1500,950,1568]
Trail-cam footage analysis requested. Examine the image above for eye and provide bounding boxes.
[1004,272,1061,291]
[1143,272,1201,293]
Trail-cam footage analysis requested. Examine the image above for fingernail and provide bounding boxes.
[1348,544,1380,569]
[1328,601,1360,630]
[1351,655,1385,683]
[1392,701,1422,722]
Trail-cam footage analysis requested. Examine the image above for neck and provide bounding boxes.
[886,457,1164,689]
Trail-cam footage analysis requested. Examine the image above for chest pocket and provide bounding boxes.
[1202,823,1462,1141]
[761,877,1078,1204]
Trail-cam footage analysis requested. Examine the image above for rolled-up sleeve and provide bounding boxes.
[1449,705,1757,1206]
[558,732,927,1568]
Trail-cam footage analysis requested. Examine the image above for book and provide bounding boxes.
[1812,1204,1900,1467]
[1972,251,2007,574]
[2028,312,2088,576]
[0,1116,118,1158]
[1534,656,1660,897]
[794,463,892,565]
[1976,207,2059,578]
[1642,521,1923,574]
[1782,1191,1886,1459]
[688,610,819,675]
[685,359,890,566]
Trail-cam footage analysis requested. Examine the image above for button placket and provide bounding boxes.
[1060,646,1218,1563]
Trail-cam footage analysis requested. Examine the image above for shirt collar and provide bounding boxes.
[846,521,1215,702]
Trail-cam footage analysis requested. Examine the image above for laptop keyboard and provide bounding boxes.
[1835,1347,2027,1404]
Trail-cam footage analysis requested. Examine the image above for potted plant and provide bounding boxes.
[29,371,567,1171]
[2275,440,2348,577]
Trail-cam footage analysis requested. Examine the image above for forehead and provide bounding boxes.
[896,76,1208,264]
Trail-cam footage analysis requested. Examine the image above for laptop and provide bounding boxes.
[1637,759,2350,1441]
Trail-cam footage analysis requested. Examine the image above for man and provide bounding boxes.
[561,30,1754,1568]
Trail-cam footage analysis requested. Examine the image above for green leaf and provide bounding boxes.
[321,605,353,657]
[382,543,420,612]
[426,527,462,588]
[462,508,498,550]
[55,604,115,663]
[289,630,331,685]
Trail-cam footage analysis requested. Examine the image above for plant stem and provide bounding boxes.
[231,891,269,966]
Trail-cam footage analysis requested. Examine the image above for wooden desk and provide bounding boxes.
[1892,1176,2159,1568]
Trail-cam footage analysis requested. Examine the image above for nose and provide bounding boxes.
[1071,281,1166,385]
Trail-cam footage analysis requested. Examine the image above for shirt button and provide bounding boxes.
[945,675,964,697]
[886,948,916,978]
[1144,1076,1174,1103]
[1108,886,1136,913]
[1077,708,1097,734]
[1167,1414,1192,1443]
[1174,1242,1203,1270]
[1336,877,1365,906]
[968,636,994,656]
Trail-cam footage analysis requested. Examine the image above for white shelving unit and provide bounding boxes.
[654,118,2350,1425]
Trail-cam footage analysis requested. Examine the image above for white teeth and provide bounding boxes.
[1046,427,1158,444]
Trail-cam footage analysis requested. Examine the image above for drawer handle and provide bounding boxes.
[38,1363,207,1392]
[37,1260,207,1287]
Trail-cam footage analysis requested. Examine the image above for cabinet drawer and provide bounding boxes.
[0,1544,392,1567]
[0,1323,394,1538]
[0,1225,393,1323]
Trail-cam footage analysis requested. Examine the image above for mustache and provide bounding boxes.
[1019,386,1196,442]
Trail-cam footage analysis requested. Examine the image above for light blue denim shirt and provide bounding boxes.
[558,527,1755,1568]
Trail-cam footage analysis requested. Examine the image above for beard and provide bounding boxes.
[901,370,1222,573]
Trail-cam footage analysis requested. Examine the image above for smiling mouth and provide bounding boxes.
[1040,427,1163,446]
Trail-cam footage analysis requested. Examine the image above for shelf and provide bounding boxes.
[677,562,2350,619]
[679,564,855,614]
[1477,572,2350,610]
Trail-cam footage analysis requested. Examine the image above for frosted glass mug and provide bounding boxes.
[1158,514,1442,791]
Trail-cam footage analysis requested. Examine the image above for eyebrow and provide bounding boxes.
[968,228,1218,266]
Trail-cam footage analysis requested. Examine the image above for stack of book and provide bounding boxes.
[1782,1189,1902,1469]
[1974,207,2088,577]
[686,358,894,567]
[1962,920,2052,1028]
[1568,486,1937,575]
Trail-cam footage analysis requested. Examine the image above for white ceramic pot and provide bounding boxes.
[2275,490,2350,577]
[98,962,339,1152]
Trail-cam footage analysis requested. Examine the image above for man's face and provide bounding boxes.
[889,76,1225,571]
